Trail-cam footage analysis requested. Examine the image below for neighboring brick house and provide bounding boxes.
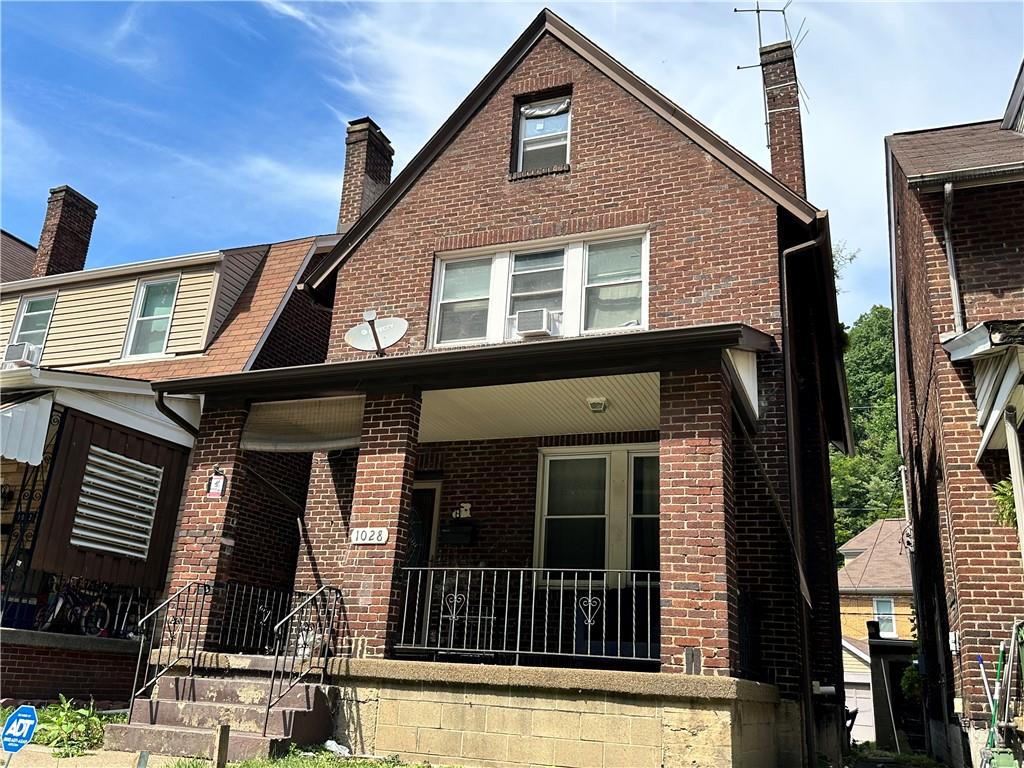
[887,59,1024,766]
[0,184,338,703]
[837,518,916,745]
[120,11,853,767]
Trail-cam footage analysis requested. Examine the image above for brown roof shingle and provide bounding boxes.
[887,120,1024,179]
[837,518,913,593]
[79,236,315,383]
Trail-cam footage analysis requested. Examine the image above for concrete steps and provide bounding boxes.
[104,677,331,760]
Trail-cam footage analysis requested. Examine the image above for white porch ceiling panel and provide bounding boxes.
[0,392,54,466]
[241,395,365,452]
[419,373,660,443]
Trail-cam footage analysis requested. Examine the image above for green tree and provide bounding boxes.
[831,304,902,546]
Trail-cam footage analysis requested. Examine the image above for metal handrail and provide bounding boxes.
[128,579,212,724]
[262,585,342,735]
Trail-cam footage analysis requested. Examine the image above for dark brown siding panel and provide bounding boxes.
[32,409,189,590]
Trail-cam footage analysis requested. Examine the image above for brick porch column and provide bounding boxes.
[163,402,249,646]
[341,392,421,657]
[659,365,739,675]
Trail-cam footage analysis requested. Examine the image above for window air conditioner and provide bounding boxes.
[2,342,42,370]
[515,308,554,337]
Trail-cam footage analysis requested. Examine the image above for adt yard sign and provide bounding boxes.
[2,705,37,755]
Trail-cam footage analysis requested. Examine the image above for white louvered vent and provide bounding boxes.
[71,446,163,560]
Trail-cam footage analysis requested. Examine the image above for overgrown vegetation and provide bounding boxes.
[0,696,126,757]
[831,304,903,547]
[994,477,1017,528]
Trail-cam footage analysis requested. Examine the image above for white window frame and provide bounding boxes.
[429,256,495,348]
[533,443,659,578]
[627,451,660,575]
[873,596,897,638]
[581,238,648,335]
[122,275,180,359]
[505,248,566,340]
[517,96,571,173]
[10,292,58,352]
[430,226,649,349]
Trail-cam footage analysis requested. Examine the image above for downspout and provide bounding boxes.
[155,390,199,438]
[942,182,966,334]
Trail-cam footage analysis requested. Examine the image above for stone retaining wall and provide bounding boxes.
[185,654,802,767]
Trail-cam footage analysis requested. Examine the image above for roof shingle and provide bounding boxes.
[887,120,1024,179]
[838,518,913,593]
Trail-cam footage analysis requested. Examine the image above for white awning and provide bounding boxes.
[1,392,54,466]
[240,395,364,452]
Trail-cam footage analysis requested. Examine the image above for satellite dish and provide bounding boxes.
[345,311,408,354]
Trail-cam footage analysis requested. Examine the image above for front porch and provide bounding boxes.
[154,326,804,682]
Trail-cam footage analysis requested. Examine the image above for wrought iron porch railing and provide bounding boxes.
[212,580,307,655]
[128,580,211,723]
[263,586,342,735]
[394,567,660,664]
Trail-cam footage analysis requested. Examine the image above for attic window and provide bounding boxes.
[516,96,571,173]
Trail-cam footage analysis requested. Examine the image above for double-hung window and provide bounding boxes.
[11,294,57,352]
[507,249,564,337]
[517,97,571,173]
[537,446,658,574]
[584,239,643,331]
[435,258,492,345]
[125,277,178,357]
[873,597,897,638]
[431,230,648,347]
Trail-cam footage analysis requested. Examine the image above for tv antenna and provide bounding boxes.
[734,0,811,149]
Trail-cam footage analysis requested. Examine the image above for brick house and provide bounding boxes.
[0,185,337,703]
[110,11,852,767]
[887,60,1024,765]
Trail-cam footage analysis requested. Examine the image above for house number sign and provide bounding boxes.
[350,527,389,545]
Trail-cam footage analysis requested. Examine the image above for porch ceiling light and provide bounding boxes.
[587,397,607,413]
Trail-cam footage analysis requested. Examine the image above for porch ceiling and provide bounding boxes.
[239,373,661,449]
[420,373,659,442]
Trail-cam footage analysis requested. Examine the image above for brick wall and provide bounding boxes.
[659,366,738,676]
[0,634,137,704]
[892,168,1024,735]
[325,34,782,365]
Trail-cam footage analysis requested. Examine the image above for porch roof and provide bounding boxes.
[153,323,771,400]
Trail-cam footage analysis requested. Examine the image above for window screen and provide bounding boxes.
[71,446,163,560]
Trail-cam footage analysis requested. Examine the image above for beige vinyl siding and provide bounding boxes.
[24,264,218,367]
[166,268,216,353]
[39,280,137,365]
[209,247,266,342]
[0,296,20,348]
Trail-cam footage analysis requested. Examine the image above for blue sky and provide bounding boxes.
[2,2,1021,324]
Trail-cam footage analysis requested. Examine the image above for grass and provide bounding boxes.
[0,697,127,757]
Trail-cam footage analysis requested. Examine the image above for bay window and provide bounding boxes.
[430,230,648,347]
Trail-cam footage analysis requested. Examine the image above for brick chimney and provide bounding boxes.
[760,41,807,198]
[337,117,394,233]
[33,185,98,277]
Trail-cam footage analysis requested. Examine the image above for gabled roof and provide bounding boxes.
[306,7,821,292]
[837,518,913,594]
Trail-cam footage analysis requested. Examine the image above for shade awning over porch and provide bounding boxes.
[0,391,54,466]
